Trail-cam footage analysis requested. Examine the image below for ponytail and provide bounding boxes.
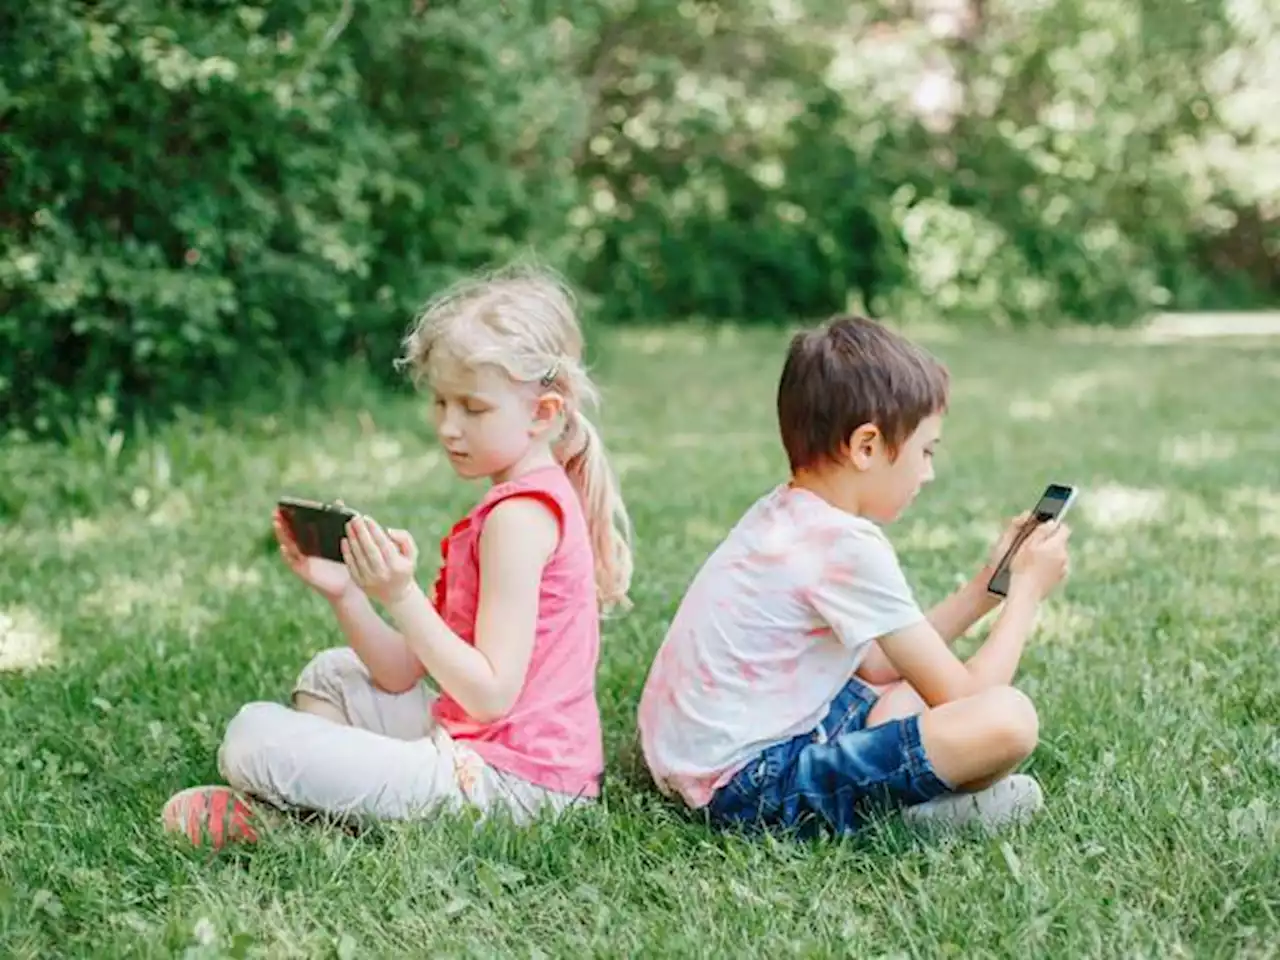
[555,409,633,611]
[399,262,632,608]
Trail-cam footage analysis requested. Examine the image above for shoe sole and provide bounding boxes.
[161,785,261,849]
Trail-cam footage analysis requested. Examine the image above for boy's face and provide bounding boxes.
[849,413,942,523]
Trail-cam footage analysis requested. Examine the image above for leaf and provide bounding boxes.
[476,862,505,900]
[1228,798,1270,839]
[335,933,358,960]
[999,840,1023,880]
[229,932,256,959]
[475,861,527,900]
[32,889,63,918]
[441,897,472,918]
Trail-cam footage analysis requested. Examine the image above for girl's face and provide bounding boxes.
[429,361,562,484]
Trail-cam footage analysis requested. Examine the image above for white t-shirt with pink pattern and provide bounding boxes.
[637,483,926,809]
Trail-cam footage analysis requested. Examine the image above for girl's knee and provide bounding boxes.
[218,701,308,793]
[294,646,364,699]
[217,701,292,788]
[299,646,362,681]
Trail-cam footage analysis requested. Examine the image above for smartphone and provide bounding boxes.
[277,496,358,563]
[987,483,1078,597]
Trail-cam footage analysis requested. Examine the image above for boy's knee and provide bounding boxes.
[989,686,1039,761]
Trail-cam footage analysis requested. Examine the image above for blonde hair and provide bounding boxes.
[399,263,633,610]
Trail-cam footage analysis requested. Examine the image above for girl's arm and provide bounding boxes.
[344,499,558,722]
[327,589,424,693]
[272,506,422,692]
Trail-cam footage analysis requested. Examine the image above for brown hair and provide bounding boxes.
[776,315,950,472]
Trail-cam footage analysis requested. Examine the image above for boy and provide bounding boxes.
[637,315,1071,836]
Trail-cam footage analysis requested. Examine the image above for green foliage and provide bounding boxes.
[2,0,1277,433]
[904,0,1276,325]
[568,0,1278,326]
[1,0,583,432]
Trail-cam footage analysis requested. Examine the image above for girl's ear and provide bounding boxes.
[530,391,565,438]
[845,422,882,470]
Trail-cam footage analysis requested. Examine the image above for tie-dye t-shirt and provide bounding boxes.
[637,483,926,809]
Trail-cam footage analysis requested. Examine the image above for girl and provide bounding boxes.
[162,265,632,847]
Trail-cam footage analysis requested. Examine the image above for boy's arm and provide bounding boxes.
[855,519,1024,691]
[876,523,1070,705]
[875,587,1041,704]
[855,583,993,686]
[857,514,1029,684]
[857,578,997,684]
[327,589,424,693]
[929,511,1033,642]
[927,576,1000,644]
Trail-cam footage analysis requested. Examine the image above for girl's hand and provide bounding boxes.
[273,508,353,600]
[342,515,419,606]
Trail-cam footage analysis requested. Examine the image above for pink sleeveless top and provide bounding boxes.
[429,465,603,798]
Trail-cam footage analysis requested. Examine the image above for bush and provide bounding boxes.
[0,0,583,433]
[2,0,1276,434]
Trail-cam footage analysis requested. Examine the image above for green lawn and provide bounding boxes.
[2,325,1278,958]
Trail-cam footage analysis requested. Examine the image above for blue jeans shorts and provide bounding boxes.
[706,676,952,837]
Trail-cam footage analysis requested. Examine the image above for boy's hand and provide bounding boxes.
[984,511,1032,576]
[1009,521,1071,600]
[272,508,353,600]
[342,515,420,606]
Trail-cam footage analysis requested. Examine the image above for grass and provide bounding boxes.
[2,324,1278,958]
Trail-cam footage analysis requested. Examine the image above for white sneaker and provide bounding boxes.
[901,774,1044,834]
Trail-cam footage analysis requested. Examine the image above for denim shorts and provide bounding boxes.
[706,676,952,837]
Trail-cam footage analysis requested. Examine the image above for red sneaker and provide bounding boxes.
[161,785,263,849]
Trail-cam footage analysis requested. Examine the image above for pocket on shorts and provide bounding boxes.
[710,737,796,823]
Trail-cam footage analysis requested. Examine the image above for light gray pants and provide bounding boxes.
[217,647,586,825]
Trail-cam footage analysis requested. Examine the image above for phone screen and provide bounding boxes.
[987,484,1075,596]
[278,499,356,563]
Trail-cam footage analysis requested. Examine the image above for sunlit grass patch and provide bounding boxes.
[1161,432,1239,467]
[1079,483,1168,529]
[0,325,1276,957]
[0,606,60,672]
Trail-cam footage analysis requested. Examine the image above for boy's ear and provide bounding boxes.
[530,391,565,436]
[845,423,883,469]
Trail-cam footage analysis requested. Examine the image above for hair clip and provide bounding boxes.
[539,361,560,387]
